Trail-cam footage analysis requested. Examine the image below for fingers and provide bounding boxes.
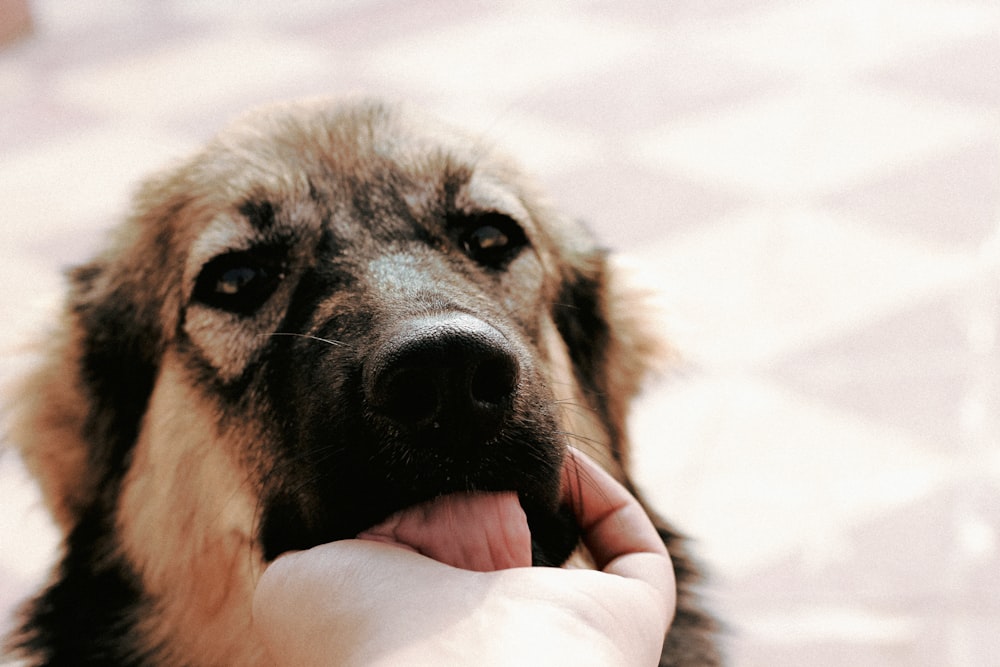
[562,449,673,582]
[559,449,677,639]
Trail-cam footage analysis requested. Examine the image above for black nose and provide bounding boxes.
[365,314,520,442]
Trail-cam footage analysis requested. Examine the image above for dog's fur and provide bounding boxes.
[5,98,719,666]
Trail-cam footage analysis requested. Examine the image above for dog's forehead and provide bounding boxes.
[188,102,535,251]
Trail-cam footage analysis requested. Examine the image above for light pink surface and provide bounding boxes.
[1,2,998,664]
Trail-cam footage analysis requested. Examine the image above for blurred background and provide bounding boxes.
[1,1,998,664]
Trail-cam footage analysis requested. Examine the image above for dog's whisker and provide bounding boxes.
[551,301,581,311]
[281,443,347,472]
[554,429,608,450]
[561,449,612,518]
[259,332,351,348]
[551,399,601,418]
[550,395,594,406]
[547,379,608,401]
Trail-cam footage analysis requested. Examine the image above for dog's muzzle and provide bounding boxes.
[364,313,520,447]
[260,310,580,565]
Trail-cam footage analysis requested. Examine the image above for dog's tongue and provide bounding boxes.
[356,492,532,572]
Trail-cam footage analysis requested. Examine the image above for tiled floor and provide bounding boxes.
[1,2,998,664]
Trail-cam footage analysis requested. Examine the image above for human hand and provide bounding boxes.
[252,449,675,666]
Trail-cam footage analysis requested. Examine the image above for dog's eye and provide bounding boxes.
[460,214,527,268]
[192,252,285,315]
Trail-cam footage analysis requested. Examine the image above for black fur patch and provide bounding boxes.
[11,509,150,665]
[71,265,160,509]
[238,200,276,230]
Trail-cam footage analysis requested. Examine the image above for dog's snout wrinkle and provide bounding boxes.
[366,314,520,442]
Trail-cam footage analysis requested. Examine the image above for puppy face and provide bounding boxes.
[176,109,585,563]
[11,99,664,665]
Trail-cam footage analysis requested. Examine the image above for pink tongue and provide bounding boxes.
[356,492,532,572]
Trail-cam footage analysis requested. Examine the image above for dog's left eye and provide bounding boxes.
[192,252,285,315]
[460,214,527,268]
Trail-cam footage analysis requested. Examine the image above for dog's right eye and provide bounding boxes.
[459,213,528,269]
[192,252,285,315]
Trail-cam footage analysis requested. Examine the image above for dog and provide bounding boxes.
[5,98,719,666]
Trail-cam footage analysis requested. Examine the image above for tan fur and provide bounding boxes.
[117,354,266,666]
[11,325,94,532]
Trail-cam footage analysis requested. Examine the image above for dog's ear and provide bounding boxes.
[11,208,174,532]
[73,254,164,491]
[552,246,667,466]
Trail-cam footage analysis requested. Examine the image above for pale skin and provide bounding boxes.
[252,449,676,666]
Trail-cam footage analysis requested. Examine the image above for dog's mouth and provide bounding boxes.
[259,472,581,568]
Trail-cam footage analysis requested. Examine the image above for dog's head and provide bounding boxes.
[12,98,663,663]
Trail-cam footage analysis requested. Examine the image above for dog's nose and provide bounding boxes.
[365,313,520,441]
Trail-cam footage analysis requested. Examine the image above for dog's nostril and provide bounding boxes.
[470,357,518,407]
[383,368,440,426]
